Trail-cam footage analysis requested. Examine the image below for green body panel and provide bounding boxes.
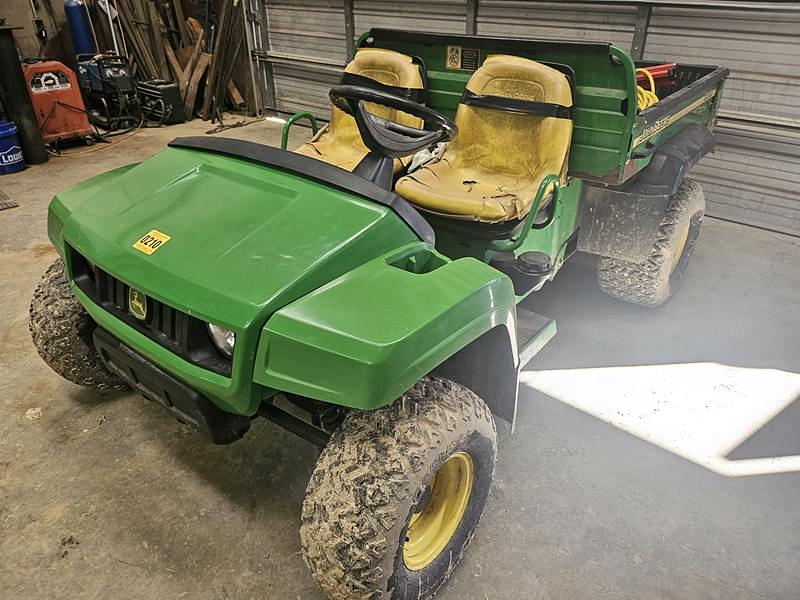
[50,147,419,415]
[54,146,415,321]
[253,243,517,409]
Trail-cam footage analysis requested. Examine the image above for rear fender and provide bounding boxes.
[253,242,518,412]
[578,124,713,262]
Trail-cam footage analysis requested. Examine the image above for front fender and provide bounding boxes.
[253,243,517,409]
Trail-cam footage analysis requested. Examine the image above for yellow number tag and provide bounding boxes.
[133,229,171,255]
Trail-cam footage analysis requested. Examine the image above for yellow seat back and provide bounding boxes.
[396,55,573,222]
[450,55,572,183]
[294,48,424,172]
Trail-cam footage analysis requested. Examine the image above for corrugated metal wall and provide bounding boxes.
[642,4,800,232]
[354,1,466,34]
[477,1,638,48]
[249,0,800,236]
[263,1,346,115]
[692,123,800,232]
[644,6,798,124]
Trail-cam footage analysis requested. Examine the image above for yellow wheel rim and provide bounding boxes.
[402,452,474,571]
[671,224,691,273]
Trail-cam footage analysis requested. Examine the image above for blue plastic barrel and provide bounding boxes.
[0,121,25,175]
[64,0,97,56]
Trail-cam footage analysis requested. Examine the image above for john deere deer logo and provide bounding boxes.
[128,288,148,320]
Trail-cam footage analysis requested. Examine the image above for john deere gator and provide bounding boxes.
[31,29,728,600]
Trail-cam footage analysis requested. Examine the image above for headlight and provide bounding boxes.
[207,323,235,358]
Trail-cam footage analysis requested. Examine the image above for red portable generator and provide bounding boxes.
[23,60,93,145]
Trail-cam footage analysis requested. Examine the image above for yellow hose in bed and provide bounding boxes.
[636,68,660,111]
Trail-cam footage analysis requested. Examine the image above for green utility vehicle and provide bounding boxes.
[31,29,727,600]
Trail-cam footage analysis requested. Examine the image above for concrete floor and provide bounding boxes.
[1,119,799,599]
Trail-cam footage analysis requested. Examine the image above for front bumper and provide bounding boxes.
[93,327,251,444]
[69,269,263,416]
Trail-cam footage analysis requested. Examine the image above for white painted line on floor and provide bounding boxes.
[520,363,800,477]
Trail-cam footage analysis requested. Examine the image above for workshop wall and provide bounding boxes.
[4,0,72,65]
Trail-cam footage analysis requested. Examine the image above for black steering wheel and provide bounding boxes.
[329,85,458,159]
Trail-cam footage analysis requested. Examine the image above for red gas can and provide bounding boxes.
[23,60,93,144]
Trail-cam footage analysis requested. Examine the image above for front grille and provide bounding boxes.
[68,245,232,377]
[95,265,186,342]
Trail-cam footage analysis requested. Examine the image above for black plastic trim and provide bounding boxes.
[93,327,250,444]
[426,213,525,240]
[626,123,715,196]
[412,55,429,91]
[423,199,552,241]
[353,152,395,189]
[168,136,435,245]
[257,402,331,448]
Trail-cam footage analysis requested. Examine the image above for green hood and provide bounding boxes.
[52,145,417,328]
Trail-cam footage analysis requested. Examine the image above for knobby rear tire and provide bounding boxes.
[596,178,705,306]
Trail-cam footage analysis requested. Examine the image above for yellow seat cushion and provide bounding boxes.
[294,48,424,172]
[396,55,573,222]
